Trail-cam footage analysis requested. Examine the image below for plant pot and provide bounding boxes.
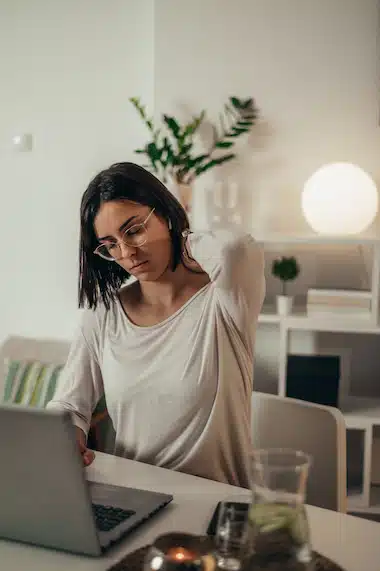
[167,175,193,217]
[276,295,293,316]
[177,182,193,216]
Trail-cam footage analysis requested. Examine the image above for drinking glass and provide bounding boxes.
[214,501,249,570]
[248,449,313,569]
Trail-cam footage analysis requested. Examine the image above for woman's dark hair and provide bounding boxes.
[79,162,190,310]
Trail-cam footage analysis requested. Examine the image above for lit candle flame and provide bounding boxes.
[167,546,195,562]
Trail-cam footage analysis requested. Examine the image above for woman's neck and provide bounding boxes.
[138,263,209,309]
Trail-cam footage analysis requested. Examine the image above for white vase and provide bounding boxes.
[276,295,293,316]
[167,176,193,218]
[177,182,193,216]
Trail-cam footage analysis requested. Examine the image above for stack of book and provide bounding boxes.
[306,289,372,317]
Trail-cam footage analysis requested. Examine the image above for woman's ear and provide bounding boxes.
[168,219,172,230]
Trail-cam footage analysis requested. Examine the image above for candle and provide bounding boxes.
[157,545,204,570]
[167,547,196,562]
[145,533,215,570]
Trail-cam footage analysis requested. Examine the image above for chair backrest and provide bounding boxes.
[0,335,70,398]
[251,391,347,513]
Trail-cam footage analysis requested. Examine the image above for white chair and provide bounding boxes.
[251,391,347,513]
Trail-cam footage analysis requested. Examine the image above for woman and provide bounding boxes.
[48,162,265,488]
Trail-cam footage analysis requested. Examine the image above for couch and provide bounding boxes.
[0,335,114,453]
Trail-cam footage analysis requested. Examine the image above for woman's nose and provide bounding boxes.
[118,240,137,259]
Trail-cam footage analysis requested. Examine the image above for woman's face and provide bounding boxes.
[93,200,173,281]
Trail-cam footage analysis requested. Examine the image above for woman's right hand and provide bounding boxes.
[76,427,95,466]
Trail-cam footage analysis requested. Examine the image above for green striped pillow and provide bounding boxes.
[2,358,114,452]
[3,359,63,408]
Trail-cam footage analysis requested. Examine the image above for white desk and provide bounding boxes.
[342,397,380,510]
[1,451,379,570]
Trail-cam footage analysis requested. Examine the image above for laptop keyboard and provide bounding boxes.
[92,503,135,532]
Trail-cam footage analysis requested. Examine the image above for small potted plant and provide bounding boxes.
[272,256,300,316]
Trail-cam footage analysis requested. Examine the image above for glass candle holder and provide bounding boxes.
[143,533,216,571]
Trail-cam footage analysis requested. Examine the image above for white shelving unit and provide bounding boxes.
[256,234,380,515]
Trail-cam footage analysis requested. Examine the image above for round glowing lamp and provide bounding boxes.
[302,162,378,235]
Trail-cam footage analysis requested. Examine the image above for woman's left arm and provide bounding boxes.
[187,229,265,337]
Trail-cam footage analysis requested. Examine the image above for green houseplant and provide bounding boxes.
[272,256,300,315]
[129,95,258,213]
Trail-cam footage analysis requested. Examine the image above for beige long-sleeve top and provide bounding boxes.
[48,230,265,488]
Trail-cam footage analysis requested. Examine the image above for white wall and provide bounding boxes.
[1,0,380,399]
[154,0,380,397]
[154,0,380,234]
[0,0,154,344]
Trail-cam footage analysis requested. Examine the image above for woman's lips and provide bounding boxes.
[130,261,148,272]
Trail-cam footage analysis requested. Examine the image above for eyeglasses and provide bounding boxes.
[94,208,155,261]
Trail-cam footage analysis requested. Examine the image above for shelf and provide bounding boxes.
[286,312,380,334]
[255,233,380,245]
[258,306,380,334]
[342,397,380,428]
[258,306,281,324]
[347,485,380,514]
[256,236,380,492]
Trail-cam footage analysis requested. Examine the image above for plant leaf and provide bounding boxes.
[183,110,205,137]
[147,142,161,159]
[272,257,300,281]
[179,142,193,156]
[242,97,254,109]
[242,113,258,121]
[230,127,249,135]
[225,129,248,138]
[160,137,175,167]
[215,140,234,148]
[145,142,163,172]
[129,96,157,134]
[186,154,209,169]
[163,115,180,138]
[230,96,242,108]
[195,153,235,175]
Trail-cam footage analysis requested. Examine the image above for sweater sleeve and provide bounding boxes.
[47,311,105,438]
[188,229,265,343]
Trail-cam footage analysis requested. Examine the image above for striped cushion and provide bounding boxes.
[2,358,113,452]
[3,358,63,408]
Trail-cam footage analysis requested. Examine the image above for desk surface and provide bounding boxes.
[1,451,379,570]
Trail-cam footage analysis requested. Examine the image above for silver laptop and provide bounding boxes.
[0,404,173,556]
